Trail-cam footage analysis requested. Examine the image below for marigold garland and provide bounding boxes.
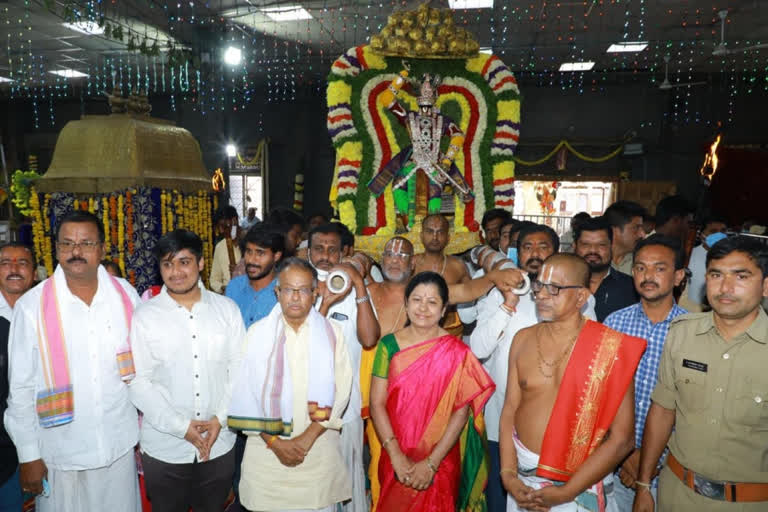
[102,197,111,252]
[117,194,126,276]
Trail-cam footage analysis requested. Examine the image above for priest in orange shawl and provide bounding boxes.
[500,254,646,511]
[370,271,495,512]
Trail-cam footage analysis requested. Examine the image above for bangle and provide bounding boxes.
[356,295,370,304]
[500,468,517,475]
[426,456,438,473]
[500,303,516,315]
[266,435,279,449]
[635,481,652,490]
[382,436,396,449]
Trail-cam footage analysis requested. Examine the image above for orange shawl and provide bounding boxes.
[537,320,646,482]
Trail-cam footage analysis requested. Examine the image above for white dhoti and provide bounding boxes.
[506,434,616,512]
[36,448,141,512]
[339,416,368,512]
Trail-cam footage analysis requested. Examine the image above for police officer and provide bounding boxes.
[634,235,768,511]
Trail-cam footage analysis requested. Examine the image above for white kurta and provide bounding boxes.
[4,265,141,511]
[210,238,242,293]
[239,316,353,510]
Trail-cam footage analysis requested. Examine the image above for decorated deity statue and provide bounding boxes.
[367,63,474,228]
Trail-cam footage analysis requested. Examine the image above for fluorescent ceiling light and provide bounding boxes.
[62,20,104,35]
[559,61,595,72]
[224,46,242,66]
[607,41,648,53]
[479,47,493,55]
[49,69,89,78]
[448,0,494,9]
[0,76,13,83]
[261,5,312,22]
[226,144,237,157]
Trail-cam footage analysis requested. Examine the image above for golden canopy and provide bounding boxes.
[37,113,211,194]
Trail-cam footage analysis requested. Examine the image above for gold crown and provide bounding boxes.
[369,2,480,59]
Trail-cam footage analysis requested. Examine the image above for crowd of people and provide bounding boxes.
[1,195,767,512]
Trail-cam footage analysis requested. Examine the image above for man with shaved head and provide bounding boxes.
[413,214,472,336]
[500,253,646,511]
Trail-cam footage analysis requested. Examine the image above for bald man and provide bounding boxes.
[499,254,646,511]
[413,214,471,336]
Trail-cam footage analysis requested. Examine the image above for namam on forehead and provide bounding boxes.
[540,253,591,288]
[422,214,449,231]
[385,236,413,256]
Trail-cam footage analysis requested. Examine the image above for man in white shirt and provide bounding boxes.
[211,208,242,293]
[129,229,245,511]
[4,211,141,512]
[307,223,379,512]
[0,242,36,511]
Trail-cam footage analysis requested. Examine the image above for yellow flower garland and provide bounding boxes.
[102,197,111,252]
[117,194,126,276]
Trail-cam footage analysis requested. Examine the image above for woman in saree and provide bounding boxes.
[370,271,495,512]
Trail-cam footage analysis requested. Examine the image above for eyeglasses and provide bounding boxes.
[277,286,314,298]
[56,241,101,253]
[531,279,583,296]
[383,250,412,260]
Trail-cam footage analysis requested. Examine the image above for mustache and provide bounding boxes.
[66,257,87,264]
[715,294,737,302]
[525,258,543,267]
[640,281,659,288]
[584,253,602,260]
[246,264,262,272]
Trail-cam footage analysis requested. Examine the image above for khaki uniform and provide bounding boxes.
[612,252,634,276]
[651,308,768,511]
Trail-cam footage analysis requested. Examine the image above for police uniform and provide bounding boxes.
[651,308,768,510]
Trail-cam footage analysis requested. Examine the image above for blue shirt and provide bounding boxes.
[225,275,278,329]
[604,302,687,448]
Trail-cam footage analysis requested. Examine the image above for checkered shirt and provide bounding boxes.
[604,302,688,448]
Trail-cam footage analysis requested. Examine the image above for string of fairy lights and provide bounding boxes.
[1,0,767,131]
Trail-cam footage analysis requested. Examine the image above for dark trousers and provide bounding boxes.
[142,448,235,512]
[487,440,507,511]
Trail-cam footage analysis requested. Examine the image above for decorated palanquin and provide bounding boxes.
[29,105,216,293]
[327,2,520,243]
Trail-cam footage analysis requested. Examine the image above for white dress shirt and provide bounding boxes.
[128,282,245,463]
[4,265,140,470]
[0,292,12,321]
[316,291,363,424]
[686,244,707,306]
[469,289,537,442]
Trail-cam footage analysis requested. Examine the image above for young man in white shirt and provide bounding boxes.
[129,229,245,511]
[4,211,142,512]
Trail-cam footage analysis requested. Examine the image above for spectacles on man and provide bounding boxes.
[383,250,412,261]
[531,279,583,296]
[56,241,101,253]
[277,286,314,298]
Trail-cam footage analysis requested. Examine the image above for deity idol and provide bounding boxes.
[367,65,474,228]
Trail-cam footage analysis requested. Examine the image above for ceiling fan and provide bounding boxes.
[712,9,768,56]
[658,55,707,90]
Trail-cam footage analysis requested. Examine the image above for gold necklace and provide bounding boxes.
[536,319,583,378]
[387,304,405,335]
